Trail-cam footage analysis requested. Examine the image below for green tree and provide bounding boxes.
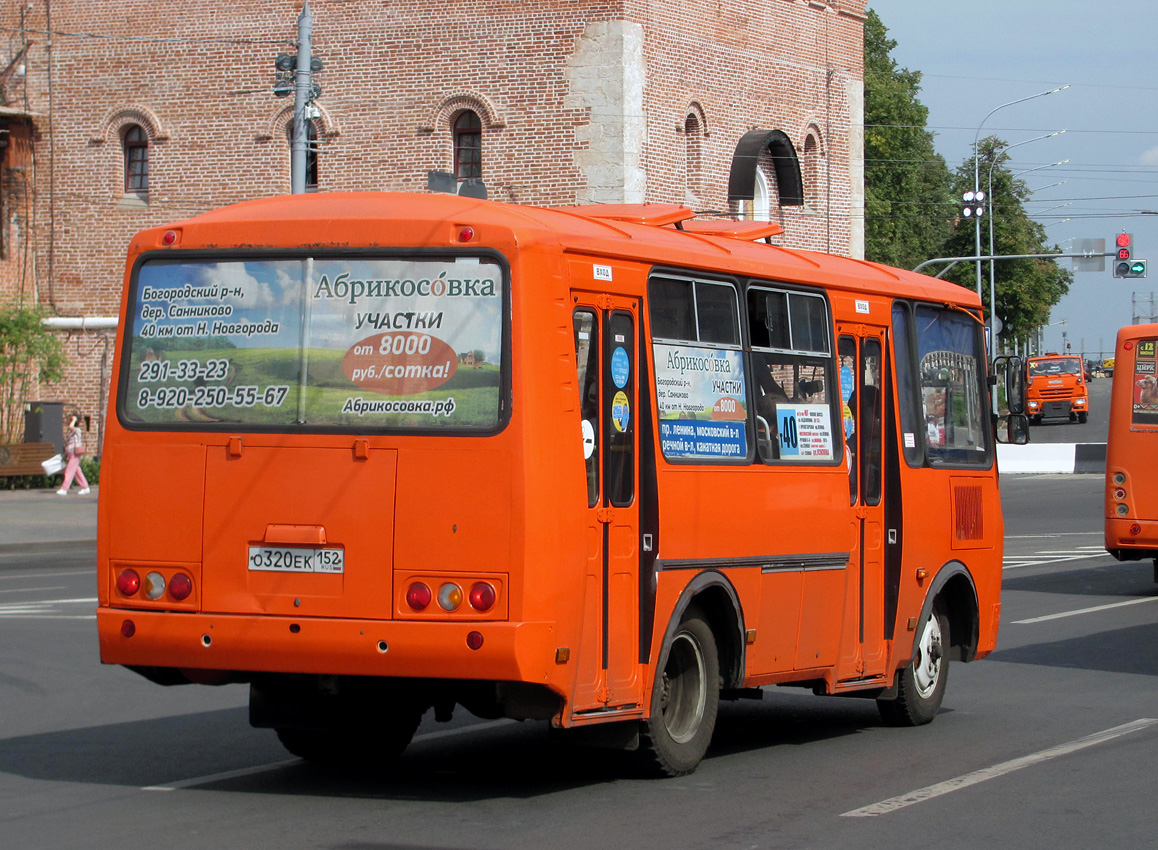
[863,9,955,270]
[939,137,1072,351]
[0,302,67,444]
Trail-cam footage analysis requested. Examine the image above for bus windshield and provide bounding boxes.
[119,254,506,431]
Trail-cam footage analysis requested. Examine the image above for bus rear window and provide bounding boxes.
[119,255,505,432]
[1131,338,1158,426]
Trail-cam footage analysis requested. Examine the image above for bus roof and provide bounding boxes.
[132,192,981,308]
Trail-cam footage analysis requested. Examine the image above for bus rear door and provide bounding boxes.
[572,294,641,712]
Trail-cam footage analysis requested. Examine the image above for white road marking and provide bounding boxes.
[1012,595,1158,624]
[0,596,97,618]
[1005,533,1102,539]
[142,719,518,791]
[0,585,67,594]
[143,759,302,791]
[842,718,1158,817]
[1003,553,1103,569]
[0,569,92,580]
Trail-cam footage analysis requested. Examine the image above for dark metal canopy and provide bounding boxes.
[726,129,804,206]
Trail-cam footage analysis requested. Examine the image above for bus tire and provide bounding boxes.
[878,603,949,727]
[275,706,422,765]
[1078,411,1088,424]
[638,608,719,777]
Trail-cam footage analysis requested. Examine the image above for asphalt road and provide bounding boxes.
[2,473,1156,849]
[1028,371,1111,443]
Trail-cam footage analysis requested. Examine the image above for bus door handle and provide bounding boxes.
[855,505,868,520]
[597,508,615,524]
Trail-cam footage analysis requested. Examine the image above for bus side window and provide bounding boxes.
[574,310,600,507]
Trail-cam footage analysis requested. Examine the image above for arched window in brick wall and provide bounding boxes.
[453,110,482,181]
[685,113,704,197]
[802,130,822,208]
[122,124,149,196]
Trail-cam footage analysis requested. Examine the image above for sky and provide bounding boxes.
[867,0,1158,359]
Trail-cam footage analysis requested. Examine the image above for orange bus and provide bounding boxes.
[1026,352,1089,424]
[97,193,1023,776]
[1105,323,1158,583]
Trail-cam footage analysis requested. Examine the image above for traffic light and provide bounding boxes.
[1113,234,1147,277]
[1115,258,1148,278]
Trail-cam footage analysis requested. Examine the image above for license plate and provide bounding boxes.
[248,545,344,574]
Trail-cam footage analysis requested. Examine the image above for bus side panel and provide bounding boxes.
[747,571,802,674]
[653,465,853,682]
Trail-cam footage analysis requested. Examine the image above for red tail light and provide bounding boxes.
[121,619,136,637]
[406,582,432,611]
[169,572,193,601]
[466,631,484,650]
[469,581,496,611]
[116,569,141,596]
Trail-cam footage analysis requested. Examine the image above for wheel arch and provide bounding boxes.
[916,560,980,663]
[653,570,746,710]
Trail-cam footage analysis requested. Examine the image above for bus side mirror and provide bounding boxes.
[992,355,1026,416]
[998,412,1030,445]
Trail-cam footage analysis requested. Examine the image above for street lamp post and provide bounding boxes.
[971,86,1069,298]
[986,131,1066,366]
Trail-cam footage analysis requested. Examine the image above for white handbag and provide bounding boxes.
[41,454,63,475]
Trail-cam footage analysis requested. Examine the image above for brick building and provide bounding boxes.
[0,0,865,450]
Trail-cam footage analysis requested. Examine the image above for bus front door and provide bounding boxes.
[571,297,641,713]
[838,328,889,680]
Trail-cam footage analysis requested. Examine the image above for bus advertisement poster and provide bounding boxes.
[653,343,747,459]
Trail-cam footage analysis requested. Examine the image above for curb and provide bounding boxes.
[997,442,1106,475]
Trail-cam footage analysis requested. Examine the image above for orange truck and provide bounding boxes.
[1026,353,1089,424]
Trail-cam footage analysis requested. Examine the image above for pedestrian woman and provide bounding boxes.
[57,414,90,495]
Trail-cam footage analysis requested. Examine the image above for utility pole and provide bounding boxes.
[290,1,314,195]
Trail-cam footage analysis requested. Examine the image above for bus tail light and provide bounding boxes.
[437,582,463,611]
[1115,487,1127,501]
[1116,504,1129,517]
[144,571,166,600]
[116,569,141,596]
[121,619,136,638]
[168,572,193,601]
[466,631,484,650]
[405,582,432,611]
[469,581,496,611]
[1130,523,1142,536]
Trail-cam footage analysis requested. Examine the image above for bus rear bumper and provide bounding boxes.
[97,608,557,684]
[1105,517,1158,560]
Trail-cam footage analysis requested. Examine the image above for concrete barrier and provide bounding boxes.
[997,442,1106,474]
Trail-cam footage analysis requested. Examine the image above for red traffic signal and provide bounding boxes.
[1117,232,1132,248]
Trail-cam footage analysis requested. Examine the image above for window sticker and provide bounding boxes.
[611,391,631,432]
[776,404,834,459]
[653,342,747,459]
[611,346,630,389]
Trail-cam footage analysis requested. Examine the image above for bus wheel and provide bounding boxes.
[1078,412,1088,424]
[878,603,949,727]
[1032,414,1043,425]
[639,609,719,777]
[276,706,422,765]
